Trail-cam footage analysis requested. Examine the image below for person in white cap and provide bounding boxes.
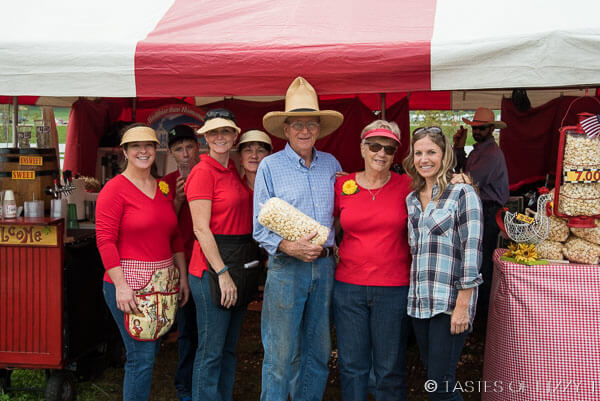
[253,77,343,401]
[453,107,509,331]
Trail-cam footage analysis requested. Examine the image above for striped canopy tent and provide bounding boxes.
[1,0,599,103]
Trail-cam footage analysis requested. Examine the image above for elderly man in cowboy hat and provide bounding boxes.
[253,76,343,401]
[453,107,509,331]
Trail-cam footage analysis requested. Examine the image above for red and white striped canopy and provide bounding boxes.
[1,0,599,98]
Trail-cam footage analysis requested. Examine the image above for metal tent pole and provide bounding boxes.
[11,96,18,147]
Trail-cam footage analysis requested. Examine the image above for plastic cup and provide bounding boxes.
[25,200,44,218]
[178,162,192,179]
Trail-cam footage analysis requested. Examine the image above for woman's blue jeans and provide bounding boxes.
[189,272,245,401]
[411,313,468,401]
[103,281,161,401]
[333,281,410,401]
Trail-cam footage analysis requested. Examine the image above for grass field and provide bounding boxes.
[0,106,69,144]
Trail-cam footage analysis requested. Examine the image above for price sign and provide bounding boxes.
[564,169,600,183]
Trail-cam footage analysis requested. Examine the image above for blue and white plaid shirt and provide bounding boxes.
[253,143,342,255]
[406,183,483,324]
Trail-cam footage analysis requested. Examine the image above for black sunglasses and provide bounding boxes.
[364,142,397,155]
[413,126,443,135]
[205,108,236,123]
[471,124,492,131]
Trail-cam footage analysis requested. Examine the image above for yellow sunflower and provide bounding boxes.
[505,242,518,258]
[514,243,538,264]
[342,179,359,195]
[158,181,170,196]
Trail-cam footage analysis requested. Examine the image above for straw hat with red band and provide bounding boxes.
[263,76,344,139]
[120,126,160,146]
[361,128,400,143]
[462,107,507,129]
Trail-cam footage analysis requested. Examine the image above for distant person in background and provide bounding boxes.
[238,130,272,192]
[333,120,412,401]
[96,124,189,401]
[161,124,201,401]
[453,108,508,329]
[404,126,482,401]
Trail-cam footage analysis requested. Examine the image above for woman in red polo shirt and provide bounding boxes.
[333,120,412,401]
[96,124,189,401]
[184,109,259,401]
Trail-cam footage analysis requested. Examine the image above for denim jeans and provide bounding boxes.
[174,293,197,400]
[333,281,410,401]
[103,282,161,401]
[411,314,468,401]
[190,272,245,401]
[260,254,335,401]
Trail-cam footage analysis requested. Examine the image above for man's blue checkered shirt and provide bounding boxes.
[253,143,342,255]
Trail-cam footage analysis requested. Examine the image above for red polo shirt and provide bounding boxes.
[184,154,253,277]
[334,172,412,286]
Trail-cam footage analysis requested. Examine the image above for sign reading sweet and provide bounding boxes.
[0,225,57,246]
[19,155,43,166]
[11,170,35,180]
[564,168,600,183]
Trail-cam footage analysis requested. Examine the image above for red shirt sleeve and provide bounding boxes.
[95,179,124,270]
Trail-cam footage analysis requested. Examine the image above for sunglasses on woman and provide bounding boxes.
[364,142,397,155]
[413,126,443,135]
[205,108,237,123]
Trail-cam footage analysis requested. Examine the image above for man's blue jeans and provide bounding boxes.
[260,253,335,401]
[174,293,197,400]
[411,314,468,401]
[333,281,410,401]
[190,272,245,401]
[103,282,161,401]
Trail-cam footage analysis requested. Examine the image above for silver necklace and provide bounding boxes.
[359,173,391,200]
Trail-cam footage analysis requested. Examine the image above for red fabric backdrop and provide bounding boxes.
[385,97,411,163]
[63,97,411,176]
[500,96,600,190]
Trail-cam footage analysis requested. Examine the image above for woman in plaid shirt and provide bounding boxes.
[402,127,483,400]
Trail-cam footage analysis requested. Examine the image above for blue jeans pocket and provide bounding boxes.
[265,256,295,310]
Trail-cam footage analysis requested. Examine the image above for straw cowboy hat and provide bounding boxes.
[263,77,344,139]
[462,107,507,129]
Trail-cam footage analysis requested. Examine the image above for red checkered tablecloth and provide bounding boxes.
[482,249,600,401]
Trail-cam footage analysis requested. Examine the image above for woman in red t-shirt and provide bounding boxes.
[96,124,189,401]
[185,109,258,401]
[333,120,412,401]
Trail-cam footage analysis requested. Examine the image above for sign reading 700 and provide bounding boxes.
[564,169,600,183]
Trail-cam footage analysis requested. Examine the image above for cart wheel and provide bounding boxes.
[44,371,76,401]
[0,369,11,392]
